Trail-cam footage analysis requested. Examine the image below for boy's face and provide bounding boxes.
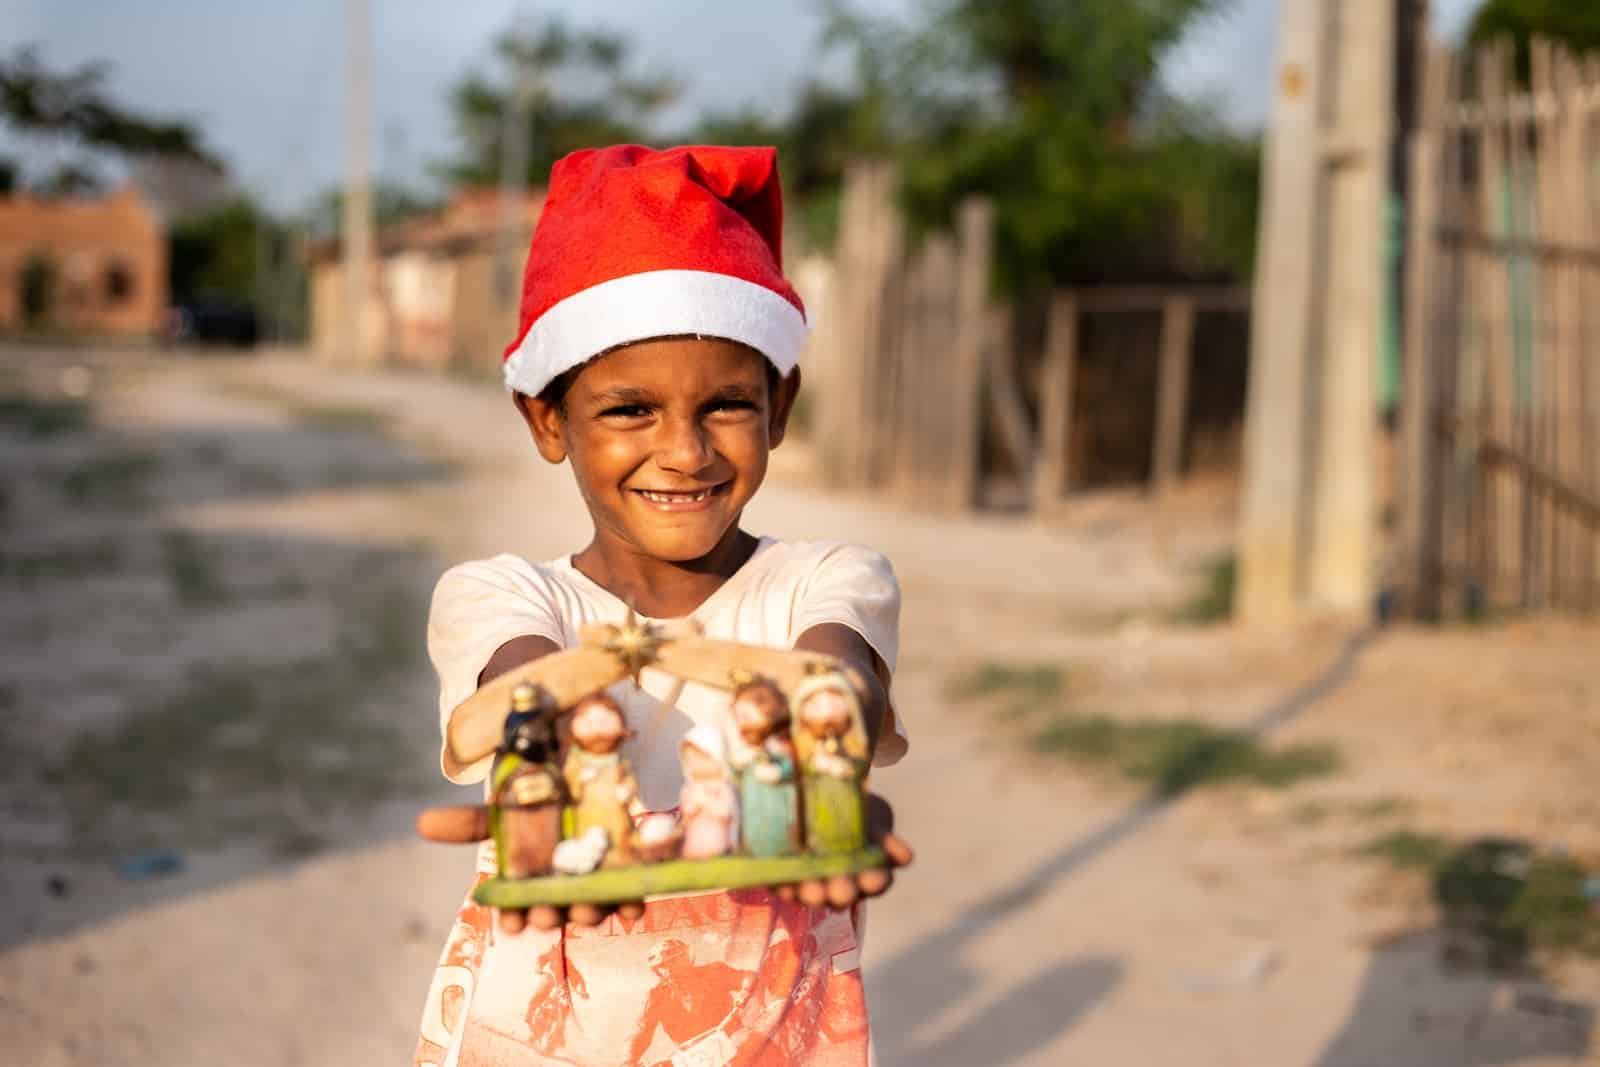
[517,337,799,564]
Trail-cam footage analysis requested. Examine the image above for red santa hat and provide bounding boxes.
[502,144,808,397]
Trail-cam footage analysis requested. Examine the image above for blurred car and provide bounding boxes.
[164,299,258,347]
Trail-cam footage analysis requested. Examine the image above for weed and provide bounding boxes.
[1363,831,1600,963]
[58,452,158,509]
[0,539,124,582]
[0,393,89,437]
[1363,829,1453,870]
[160,529,228,607]
[1174,553,1236,624]
[946,662,1065,703]
[1031,713,1339,795]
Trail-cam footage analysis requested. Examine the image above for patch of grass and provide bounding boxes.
[160,529,228,607]
[1031,713,1340,795]
[43,547,431,854]
[0,393,89,437]
[0,538,124,582]
[1173,553,1236,624]
[1363,829,1453,870]
[1363,832,1600,964]
[221,381,389,435]
[946,662,1065,703]
[58,452,158,509]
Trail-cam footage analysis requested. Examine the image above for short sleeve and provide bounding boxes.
[427,556,565,784]
[790,543,908,767]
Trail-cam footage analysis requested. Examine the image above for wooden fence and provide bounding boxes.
[811,162,1252,512]
[1401,40,1600,616]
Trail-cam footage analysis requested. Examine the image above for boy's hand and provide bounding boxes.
[415,794,914,932]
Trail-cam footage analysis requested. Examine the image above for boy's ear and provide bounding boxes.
[513,392,569,464]
[767,367,802,449]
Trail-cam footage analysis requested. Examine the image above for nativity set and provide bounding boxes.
[437,613,886,908]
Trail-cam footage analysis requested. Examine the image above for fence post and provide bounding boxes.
[946,197,994,511]
[1032,292,1079,513]
[1402,40,1449,619]
[1152,294,1196,495]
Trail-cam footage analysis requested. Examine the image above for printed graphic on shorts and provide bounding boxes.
[418,889,869,1067]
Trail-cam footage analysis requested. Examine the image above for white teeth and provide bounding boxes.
[639,489,712,503]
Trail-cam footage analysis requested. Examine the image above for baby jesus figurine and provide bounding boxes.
[677,725,738,859]
[563,693,638,868]
[728,675,802,857]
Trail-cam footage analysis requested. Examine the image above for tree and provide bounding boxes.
[817,0,1252,290]
[0,45,222,192]
[1469,0,1600,78]
[440,17,679,188]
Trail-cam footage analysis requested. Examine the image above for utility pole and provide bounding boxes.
[497,15,538,305]
[1238,0,1397,624]
[341,0,376,365]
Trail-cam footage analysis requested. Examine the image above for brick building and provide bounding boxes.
[0,186,167,337]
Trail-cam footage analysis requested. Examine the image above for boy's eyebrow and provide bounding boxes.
[589,386,658,407]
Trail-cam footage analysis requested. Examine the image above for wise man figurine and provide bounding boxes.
[562,692,638,868]
[728,674,802,857]
[792,669,870,855]
[489,682,567,879]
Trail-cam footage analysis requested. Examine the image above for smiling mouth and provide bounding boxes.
[633,483,728,507]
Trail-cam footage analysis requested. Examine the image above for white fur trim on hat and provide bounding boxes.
[504,269,808,396]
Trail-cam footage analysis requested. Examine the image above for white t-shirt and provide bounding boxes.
[414,537,904,1067]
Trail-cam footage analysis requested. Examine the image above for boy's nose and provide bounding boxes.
[655,416,715,475]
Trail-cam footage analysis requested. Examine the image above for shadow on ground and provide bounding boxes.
[870,630,1375,1065]
[1315,930,1592,1065]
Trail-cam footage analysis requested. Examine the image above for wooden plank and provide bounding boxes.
[1477,41,1521,608]
[1151,294,1197,495]
[1031,292,1080,513]
[1581,57,1600,608]
[946,197,994,512]
[1402,39,1450,618]
[982,307,1034,485]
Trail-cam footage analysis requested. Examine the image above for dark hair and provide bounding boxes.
[534,338,784,413]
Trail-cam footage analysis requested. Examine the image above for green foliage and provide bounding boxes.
[1470,0,1600,80]
[441,16,680,188]
[819,0,1256,288]
[1364,832,1600,962]
[1032,713,1339,794]
[168,196,308,338]
[0,46,221,187]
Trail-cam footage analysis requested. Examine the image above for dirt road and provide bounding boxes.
[2,346,1595,1065]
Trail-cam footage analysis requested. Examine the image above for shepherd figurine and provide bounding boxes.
[792,669,870,855]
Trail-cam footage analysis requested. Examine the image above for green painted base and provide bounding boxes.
[475,847,887,908]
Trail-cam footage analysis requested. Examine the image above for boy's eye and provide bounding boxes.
[706,399,757,415]
[600,404,651,419]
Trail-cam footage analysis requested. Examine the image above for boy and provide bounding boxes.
[412,145,911,1067]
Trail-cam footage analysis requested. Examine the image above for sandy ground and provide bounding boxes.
[1,344,1597,1066]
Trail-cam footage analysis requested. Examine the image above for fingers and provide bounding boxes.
[528,906,563,931]
[797,880,829,909]
[499,909,526,934]
[617,900,646,921]
[774,883,797,902]
[416,805,492,843]
[568,903,607,927]
[856,866,892,897]
[879,831,914,869]
[826,875,858,909]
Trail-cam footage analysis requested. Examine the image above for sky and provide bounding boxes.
[4,0,1482,213]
